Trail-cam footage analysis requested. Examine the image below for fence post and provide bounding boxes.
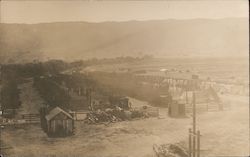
[189,128,192,157]
[157,108,159,117]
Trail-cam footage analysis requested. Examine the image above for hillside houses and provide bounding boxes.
[136,71,248,96]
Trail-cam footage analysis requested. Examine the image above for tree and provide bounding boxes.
[1,80,20,110]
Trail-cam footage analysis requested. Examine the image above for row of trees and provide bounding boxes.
[33,77,70,109]
[69,55,154,68]
[0,60,74,115]
[89,72,172,107]
[0,56,150,113]
[1,80,21,110]
[1,64,21,117]
[1,60,71,79]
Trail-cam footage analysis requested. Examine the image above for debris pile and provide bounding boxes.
[153,143,188,157]
[85,107,149,124]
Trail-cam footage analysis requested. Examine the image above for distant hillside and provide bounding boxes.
[0,18,248,63]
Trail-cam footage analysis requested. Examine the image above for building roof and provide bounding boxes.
[45,107,73,121]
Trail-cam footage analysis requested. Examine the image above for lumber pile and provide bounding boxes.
[85,107,149,124]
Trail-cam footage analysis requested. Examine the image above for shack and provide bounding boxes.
[109,96,131,110]
[45,107,74,137]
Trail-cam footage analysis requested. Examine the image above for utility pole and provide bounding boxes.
[192,91,196,157]
[188,78,201,157]
[197,130,200,157]
[188,128,192,157]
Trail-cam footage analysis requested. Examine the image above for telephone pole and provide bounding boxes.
[188,78,201,157]
[192,91,196,157]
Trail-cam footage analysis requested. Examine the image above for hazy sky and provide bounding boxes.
[0,0,248,24]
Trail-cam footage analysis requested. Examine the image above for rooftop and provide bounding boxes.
[45,107,73,121]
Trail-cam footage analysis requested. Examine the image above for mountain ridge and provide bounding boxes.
[0,18,248,63]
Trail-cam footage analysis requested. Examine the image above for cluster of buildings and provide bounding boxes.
[135,72,225,117]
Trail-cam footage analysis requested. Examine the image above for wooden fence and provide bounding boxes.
[132,106,159,117]
[21,114,40,124]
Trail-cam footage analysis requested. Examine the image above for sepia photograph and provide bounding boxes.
[0,0,249,157]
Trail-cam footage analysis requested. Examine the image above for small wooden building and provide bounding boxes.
[117,97,130,110]
[45,107,74,137]
[109,96,130,110]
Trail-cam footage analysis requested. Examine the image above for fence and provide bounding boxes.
[21,114,40,124]
[132,106,159,117]
[185,102,220,114]
[69,111,88,121]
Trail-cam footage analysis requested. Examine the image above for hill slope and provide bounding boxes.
[0,18,248,63]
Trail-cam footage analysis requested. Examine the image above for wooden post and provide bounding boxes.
[192,131,196,157]
[186,89,188,104]
[78,87,81,96]
[189,128,192,157]
[192,91,196,157]
[197,130,200,157]
[157,108,159,117]
[0,125,2,154]
[206,99,209,112]
[87,88,92,110]
[89,88,92,110]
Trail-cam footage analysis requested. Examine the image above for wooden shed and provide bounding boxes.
[45,107,74,137]
[109,96,131,110]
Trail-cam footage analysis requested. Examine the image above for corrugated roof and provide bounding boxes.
[45,107,73,121]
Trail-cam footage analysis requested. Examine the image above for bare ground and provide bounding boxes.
[2,94,249,157]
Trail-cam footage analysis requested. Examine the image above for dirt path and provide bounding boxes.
[17,80,45,117]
